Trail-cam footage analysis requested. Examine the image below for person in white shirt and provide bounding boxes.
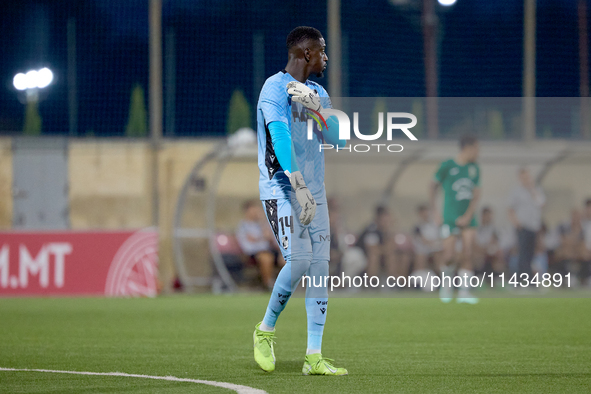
[508,167,546,277]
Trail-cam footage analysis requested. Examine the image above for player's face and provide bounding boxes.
[309,38,328,78]
[466,142,479,162]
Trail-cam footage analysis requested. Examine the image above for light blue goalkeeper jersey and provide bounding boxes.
[257,70,331,204]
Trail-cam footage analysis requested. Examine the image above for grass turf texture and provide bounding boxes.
[1,295,590,393]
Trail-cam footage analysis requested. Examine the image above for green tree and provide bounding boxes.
[125,84,148,137]
[487,109,505,139]
[23,100,42,136]
[226,89,252,134]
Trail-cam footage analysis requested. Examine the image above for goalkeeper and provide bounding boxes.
[252,26,347,376]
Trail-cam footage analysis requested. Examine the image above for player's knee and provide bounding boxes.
[310,259,329,275]
[289,252,313,276]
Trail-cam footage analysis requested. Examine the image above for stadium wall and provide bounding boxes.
[68,139,217,292]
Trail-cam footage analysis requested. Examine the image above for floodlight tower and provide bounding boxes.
[13,67,54,102]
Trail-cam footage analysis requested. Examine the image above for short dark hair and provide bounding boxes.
[482,206,492,214]
[417,204,428,213]
[459,134,478,149]
[286,26,323,50]
[585,198,591,207]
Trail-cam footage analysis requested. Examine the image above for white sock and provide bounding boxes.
[260,322,274,332]
[306,349,321,355]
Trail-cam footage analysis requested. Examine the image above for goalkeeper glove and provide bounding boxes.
[287,81,323,112]
[284,170,316,225]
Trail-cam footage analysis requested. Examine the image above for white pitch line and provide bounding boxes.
[0,367,268,394]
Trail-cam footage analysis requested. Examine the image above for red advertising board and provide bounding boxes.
[0,229,158,297]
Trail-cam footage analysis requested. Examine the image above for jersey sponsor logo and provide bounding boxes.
[468,165,477,179]
[450,167,459,176]
[319,234,331,242]
[320,307,326,314]
[281,236,289,250]
[452,178,475,201]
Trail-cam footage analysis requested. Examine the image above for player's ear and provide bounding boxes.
[304,48,310,63]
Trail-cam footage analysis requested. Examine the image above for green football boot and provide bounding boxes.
[253,322,276,372]
[302,353,348,376]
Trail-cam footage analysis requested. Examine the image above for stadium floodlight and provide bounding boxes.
[37,68,54,89]
[438,0,457,6]
[13,67,54,91]
[13,73,27,91]
[25,70,39,89]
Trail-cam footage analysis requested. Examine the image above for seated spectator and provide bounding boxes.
[236,200,283,290]
[474,207,504,276]
[357,206,398,279]
[328,197,346,276]
[411,204,442,276]
[327,197,368,283]
[553,210,583,280]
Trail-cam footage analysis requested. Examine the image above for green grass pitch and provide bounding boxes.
[1,294,590,393]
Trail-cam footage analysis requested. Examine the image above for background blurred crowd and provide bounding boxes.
[225,169,591,291]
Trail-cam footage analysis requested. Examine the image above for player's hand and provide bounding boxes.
[455,214,471,228]
[286,81,322,112]
[285,170,316,225]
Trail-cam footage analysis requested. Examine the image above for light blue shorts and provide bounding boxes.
[262,196,330,262]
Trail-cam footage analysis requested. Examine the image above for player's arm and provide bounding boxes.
[267,121,316,225]
[457,164,481,227]
[457,187,481,227]
[267,121,298,174]
[429,180,439,217]
[287,82,345,148]
[320,116,345,148]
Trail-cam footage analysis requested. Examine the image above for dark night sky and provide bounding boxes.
[0,0,588,137]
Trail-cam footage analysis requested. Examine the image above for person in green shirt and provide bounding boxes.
[429,134,481,304]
